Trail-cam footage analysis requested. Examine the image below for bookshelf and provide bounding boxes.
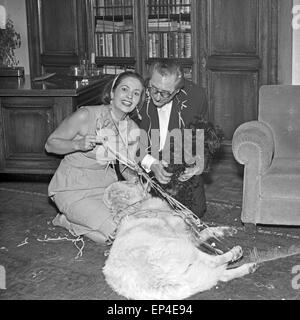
[92,0,195,79]
[93,0,135,74]
[147,0,192,78]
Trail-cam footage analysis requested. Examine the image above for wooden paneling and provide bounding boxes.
[4,108,53,156]
[258,0,278,85]
[209,0,258,55]
[26,0,88,77]
[26,0,42,78]
[0,76,110,174]
[200,0,278,143]
[209,71,259,139]
[25,0,279,150]
[278,0,293,84]
[40,0,78,54]
[1,98,54,159]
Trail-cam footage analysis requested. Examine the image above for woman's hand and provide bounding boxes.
[45,107,98,155]
[75,134,98,152]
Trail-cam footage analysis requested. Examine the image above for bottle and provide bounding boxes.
[90,52,97,76]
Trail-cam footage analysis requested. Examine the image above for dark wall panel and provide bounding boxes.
[209,71,259,139]
[40,0,78,54]
[209,0,258,55]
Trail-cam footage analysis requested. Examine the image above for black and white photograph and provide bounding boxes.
[0,0,300,306]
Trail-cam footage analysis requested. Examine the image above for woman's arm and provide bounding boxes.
[45,108,98,155]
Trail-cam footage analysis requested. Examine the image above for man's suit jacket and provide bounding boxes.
[133,79,208,218]
[136,79,208,155]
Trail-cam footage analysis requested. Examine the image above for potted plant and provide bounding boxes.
[0,17,23,76]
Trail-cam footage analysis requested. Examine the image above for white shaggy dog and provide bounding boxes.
[103,182,257,300]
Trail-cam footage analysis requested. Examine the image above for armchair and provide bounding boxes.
[232,85,300,226]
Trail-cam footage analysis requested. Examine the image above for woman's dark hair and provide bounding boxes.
[101,71,146,109]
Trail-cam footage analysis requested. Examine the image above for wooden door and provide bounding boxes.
[26,0,88,77]
[197,0,278,161]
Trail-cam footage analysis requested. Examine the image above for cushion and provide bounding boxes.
[261,158,300,199]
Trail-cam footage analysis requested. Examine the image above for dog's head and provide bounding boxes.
[103,181,151,212]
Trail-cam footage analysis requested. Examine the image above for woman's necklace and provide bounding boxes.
[109,107,128,148]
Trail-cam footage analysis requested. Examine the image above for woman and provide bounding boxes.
[45,71,145,244]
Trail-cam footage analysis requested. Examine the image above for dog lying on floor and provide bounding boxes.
[103,181,257,300]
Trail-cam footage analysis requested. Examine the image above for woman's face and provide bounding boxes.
[111,77,143,116]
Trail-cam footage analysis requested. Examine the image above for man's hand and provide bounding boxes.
[178,155,204,182]
[150,160,173,184]
[178,165,202,182]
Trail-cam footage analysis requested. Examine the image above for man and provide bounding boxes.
[134,60,208,218]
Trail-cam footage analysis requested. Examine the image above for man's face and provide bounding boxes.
[148,71,179,108]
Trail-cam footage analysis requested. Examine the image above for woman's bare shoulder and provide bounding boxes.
[57,106,94,136]
[75,106,90,121]
[75,105,107,123]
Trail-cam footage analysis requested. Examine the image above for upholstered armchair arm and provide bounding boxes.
[232,121,274,175]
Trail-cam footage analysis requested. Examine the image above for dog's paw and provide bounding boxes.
[231,246,243,262]
[248,263,259,274]
[208,226,238,239]
[221,226,238,237]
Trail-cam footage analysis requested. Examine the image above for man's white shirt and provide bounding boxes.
[141,101,173,172]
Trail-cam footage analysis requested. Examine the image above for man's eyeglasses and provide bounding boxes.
[148,85,177,99]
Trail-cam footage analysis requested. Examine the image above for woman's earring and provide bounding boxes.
[146,88,150,98]
[136,107,142,121]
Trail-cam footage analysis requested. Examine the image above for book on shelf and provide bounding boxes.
[173,32,179,58]
[148,33,159,58]
[101,0,133,17]
[181,0,191,14]
[178,32,185,58]
[126,32,134,57]
[148,18,178,31]
[148,29,192,58]
[95,32,133,57]
[95,0,105,16]
[123,0,133,16]
[147,0,155,15]
[148,33,153,57]
[95,20,133,32]
[102,65,135,75]
[95,33,105,56]
[103,65,126,74]
[96,20,123,32]
[148,30,191,58]
[112,0,124,16]
[179,21,191,30]
[105,33,113,56]
[162,32,168,58]
[161,0,169,15]
[184,32,191,58]
[119,33,125,57]
[148,19,190,31]
[148,0,191,16]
